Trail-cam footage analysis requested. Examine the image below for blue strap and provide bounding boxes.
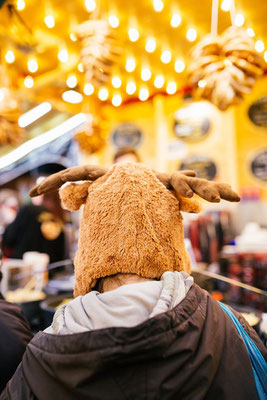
[219,301,267,400]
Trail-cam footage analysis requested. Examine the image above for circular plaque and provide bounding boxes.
[112,123,143,148]
[248,97,267,128]
[251,150,267,182]
[179,154,217,180]
[174,106,211,142]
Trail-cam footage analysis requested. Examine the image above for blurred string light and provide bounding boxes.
[16,0,25,11]
[161,50,172,64]
[125,57,136,72]
[98,88,109,101]
[246,28,255,37]
[78,63,84,72]
[112,76,122,88]
[66,75,77,88]
[85,0,96,12]
[234,13,245,27]
[153,0,164,12]
[171,13,182,28]
[5,50,15,64]
[139,87,149,101]
[126,80,136,95]
[128,28,139,42]
[186,28,197,42]
[141,67,152,81]
[58,49,69,63]
[70,33,77,42]
[255,40,265,52]
[24,76,34,88]
[166,81,177,94]
[0,114,87,170]
[44,15,55,28]
[112,94,122,107]
[18,102,52,128]
[145,37,156,53]
[198,79,207,88]
[154,74,164,88]
[175,59,185,73]
[62,90,83,103]
[84,83,94,95]
[108,15,119,28]
[28,58,38,73]
[264,51,267,63]
[221,0,231,12]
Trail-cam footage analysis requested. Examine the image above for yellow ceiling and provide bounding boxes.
[0,0,266,111]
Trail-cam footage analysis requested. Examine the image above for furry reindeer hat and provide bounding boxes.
[30,163,240,296]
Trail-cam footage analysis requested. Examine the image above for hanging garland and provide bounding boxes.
[75,114,107,154]
[75,19,121,88]
[188,0,266,110]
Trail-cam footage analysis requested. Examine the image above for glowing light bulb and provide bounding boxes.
[78,63,84,72]
[58,49,69,63]
[5,50,15,64]
[221,0,231,12]
[84,83,94,95]
[27,59,38,73]
[16,0,25,11]
[175,59,185,73]
[66,75,77,88]
[247,28,255,37]
[125,57,136,72]
[139,87,149,101]
[98,88,109,101]
[112,76,122,88]
[44,15,55,28]
[161,50,172,64]
[264,51,267,63]
[154,75,164,88]
[234,13,245,27]
[62,90,83,104]
[145,37,156,53]
[85,0,96,12]
[141,67,151,81]
[171,13,181,28]
[166,81,177,95]
[109,15,119,28]
[198,79,207,88]
[255,40,265,52]
[70,33,77,42]
[153,0,163,12]
[128,28,139,42]
[24,76,34,88]
[186,28,197,42]
[112,94,122,107]
[126,80,136,95]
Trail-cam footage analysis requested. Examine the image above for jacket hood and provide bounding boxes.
[15,284,263,400]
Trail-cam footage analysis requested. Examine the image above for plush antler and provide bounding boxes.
[29,165,108,197]
[29,164,240,204]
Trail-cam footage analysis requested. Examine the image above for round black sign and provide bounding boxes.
[112,123,143,148]
[248,97,267,127]
[179,155,217,181]
[251,150,267,182]
[174,107,211,142]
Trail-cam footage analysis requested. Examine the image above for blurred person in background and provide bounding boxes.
[0,190,19,235]
[2,190,67,264]
[113,147,141,164]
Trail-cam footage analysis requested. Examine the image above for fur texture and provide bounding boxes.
[60,163,200,297]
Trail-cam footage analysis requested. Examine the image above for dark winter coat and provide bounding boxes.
[0,298,33,393]
[1,284,266,400]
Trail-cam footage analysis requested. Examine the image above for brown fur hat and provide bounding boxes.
[65,163,199,296]
[30,162,240,297]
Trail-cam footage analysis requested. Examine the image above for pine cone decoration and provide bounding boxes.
[188,26,266,110]
[75,115,106,154]
[75,20,121,87]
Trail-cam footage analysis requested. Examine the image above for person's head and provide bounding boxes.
[113,147,140,164]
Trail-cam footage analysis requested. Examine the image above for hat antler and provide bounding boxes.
[29,164,240,204]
